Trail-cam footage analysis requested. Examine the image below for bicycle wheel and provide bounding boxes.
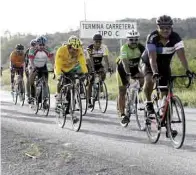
[98,81,108,113]
[167,95,186,149]
[34,86,41,114]
[90,84,97,112]
[70,88,82,132]
[145,110,161,143]
[13,81,18,105]
[135,92,146,131]
[42,84,50,116]
[79,81,87,116]
[56,89,67,128]
[19,79,25,106]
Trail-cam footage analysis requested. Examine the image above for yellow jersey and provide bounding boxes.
[55,45,88,75]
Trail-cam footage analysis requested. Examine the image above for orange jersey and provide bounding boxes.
[10,51,25,67]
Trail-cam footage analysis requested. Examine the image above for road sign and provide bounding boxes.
[80,21,137,39]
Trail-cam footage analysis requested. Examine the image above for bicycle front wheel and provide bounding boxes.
[70,89,82,132]
[98,82,108,113]
[167,95,186,149]
[19,79,25,106]
[145,111,161,143]
[80,81,88,116]
[13,81,18,105]
[42,84,50,116]
[56,89,68,128]
[135,92,146,131]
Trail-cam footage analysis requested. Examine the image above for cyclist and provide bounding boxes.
[10,44,25,92]
[55,35,88,118]
[139,15,193,137]
[28,36,54,106]
[25,39,37,103]
[86,33,112,108]
[116,31,145,125]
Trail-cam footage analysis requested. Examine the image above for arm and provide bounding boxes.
[86,48,95,72]
[119,45,130,74]
[175,41,190,71]
[146,34,158,74]
[78,49,88,74]
[54,47,63,76]
[148,49,158,74]
[121,58,130,74]
[28,48,35,69]
[176,48,189,71]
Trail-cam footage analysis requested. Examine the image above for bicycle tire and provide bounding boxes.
[135,93,146,131]
[98,81,108,113]
[80,81,88,116]
[70,88,83,132]
[145,110,161,143]
[19,79,25,106]
[13,80,18,105]
[167,95,186,149]
[90,84,97,112]
[42,84,50,116]
[56,89,67,128]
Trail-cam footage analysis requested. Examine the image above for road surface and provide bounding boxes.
[1,90,196,175]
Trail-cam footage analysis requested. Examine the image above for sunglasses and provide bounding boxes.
[159,26,172,30]
[94,40,102,44]
[128,38,138,42]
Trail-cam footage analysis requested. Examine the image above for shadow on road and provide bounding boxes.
[81,129,196,152]
[1,113,55,125]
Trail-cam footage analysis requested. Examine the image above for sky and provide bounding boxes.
[0,0,196,36]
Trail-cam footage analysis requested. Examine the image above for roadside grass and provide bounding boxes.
[1,69,196,107]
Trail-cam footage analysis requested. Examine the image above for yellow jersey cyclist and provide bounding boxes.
[28,36,54,105]
[55,35,88,115]
[86,33,112,108]
[139,15,193,137]
[116,31,145,125]
[10,44,25,92]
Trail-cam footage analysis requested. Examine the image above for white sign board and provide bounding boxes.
[80,21,137,39]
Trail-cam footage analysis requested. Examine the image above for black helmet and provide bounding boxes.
[156,15,173,26]
[15,44,24,50]
[93,33,102,41]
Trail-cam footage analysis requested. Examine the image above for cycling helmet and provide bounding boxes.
[156,15,173,26]
[126,31,140,38]
[30,39,37,47]
[15,44,24,50]
[67,35,82,49]
[93,33,102,41]
[36,36,47,45]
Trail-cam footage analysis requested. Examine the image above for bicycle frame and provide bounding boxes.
[154,75,192,123]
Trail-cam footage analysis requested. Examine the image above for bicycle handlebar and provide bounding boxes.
[154,74,194,90]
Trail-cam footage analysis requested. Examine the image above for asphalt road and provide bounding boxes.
[1,90,196,175]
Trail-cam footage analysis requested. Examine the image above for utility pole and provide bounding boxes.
[84,0,87,21]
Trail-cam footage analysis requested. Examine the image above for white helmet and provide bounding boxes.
[126,31,140,38]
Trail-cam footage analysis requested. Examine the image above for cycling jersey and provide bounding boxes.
[142,30,184,66]
[28,46,54,68]
[55,45,88,75]
[117,43,145,67]
[86,44,109,65]
[10,51,25,68]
